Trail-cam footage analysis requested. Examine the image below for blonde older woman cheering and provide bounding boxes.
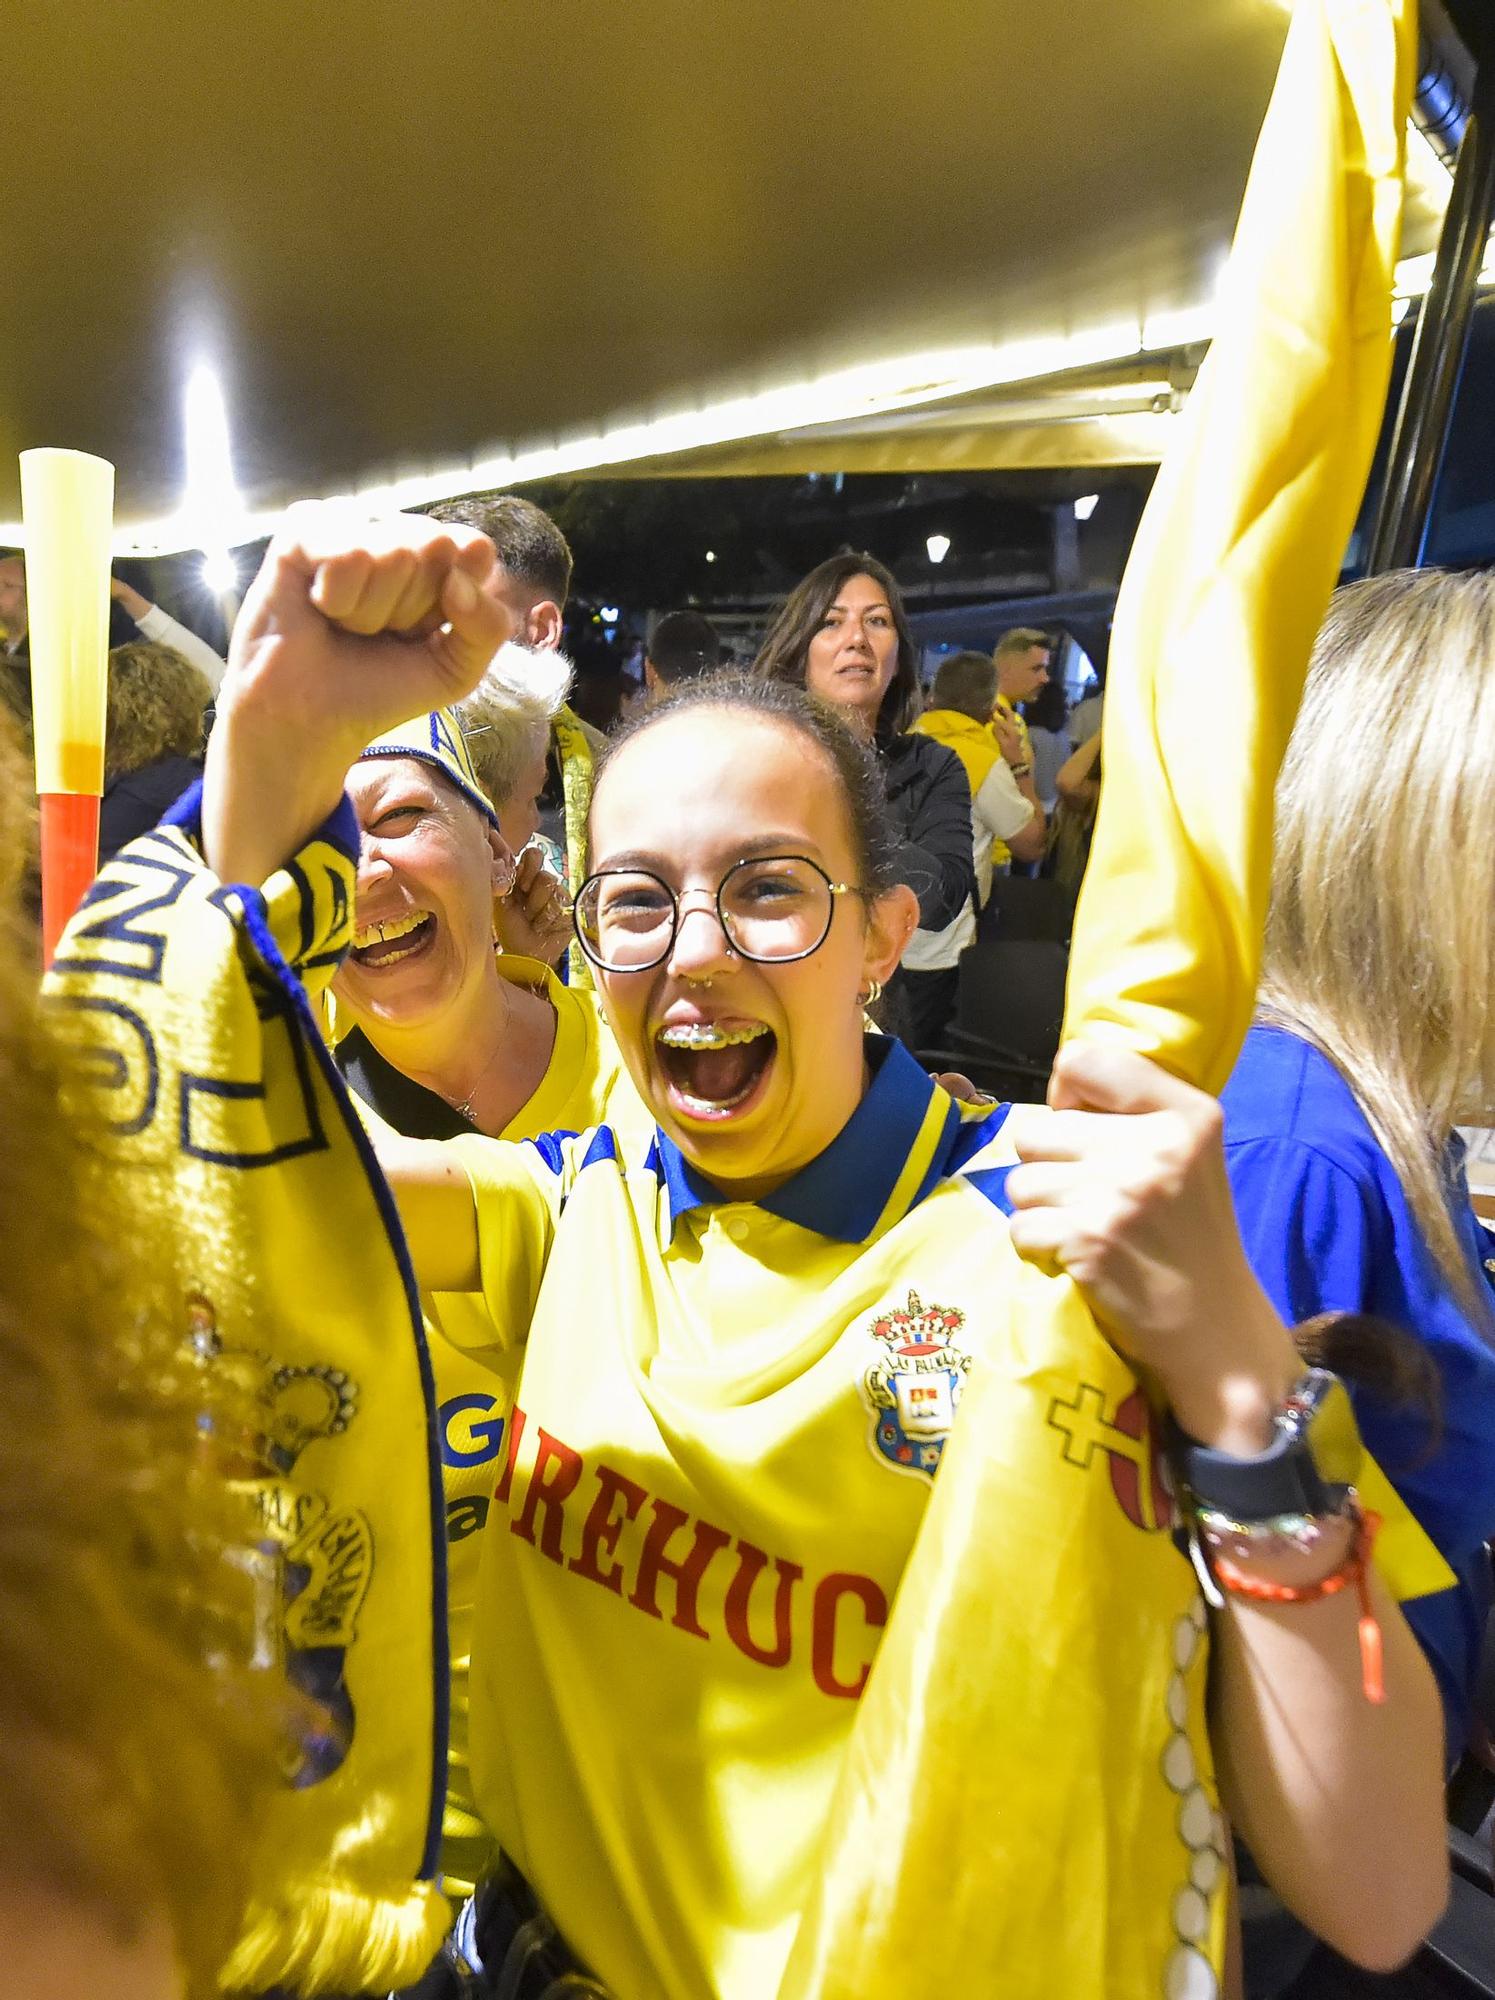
[324,663,639,1910]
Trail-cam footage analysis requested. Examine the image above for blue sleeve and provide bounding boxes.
[1229,1135,1495,1756]
[1225,1136,1380,1326]
[1228,1133,1495,1557]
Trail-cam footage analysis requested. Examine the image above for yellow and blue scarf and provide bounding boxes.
[47,779,451,1997]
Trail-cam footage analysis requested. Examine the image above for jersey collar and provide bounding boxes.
[655,1034,964,1244]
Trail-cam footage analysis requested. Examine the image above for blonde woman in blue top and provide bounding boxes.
[1225,568,1495,1764]
[1223,564,1495,2000]
[200,509,1447,1996]
[1220,570,1495,1996]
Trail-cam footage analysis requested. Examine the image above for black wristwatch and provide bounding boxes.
[1165,1368,1363,1523]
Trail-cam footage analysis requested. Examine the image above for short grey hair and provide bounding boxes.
[455,642,573,810]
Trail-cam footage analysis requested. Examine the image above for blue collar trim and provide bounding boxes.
[656,1035,963,1244]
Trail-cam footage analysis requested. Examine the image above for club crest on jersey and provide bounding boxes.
[859,1289,972,1479]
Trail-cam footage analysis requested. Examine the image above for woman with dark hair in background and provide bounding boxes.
[755,551,974,1046]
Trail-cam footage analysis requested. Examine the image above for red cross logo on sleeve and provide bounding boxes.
[1046,1383,1176,1533]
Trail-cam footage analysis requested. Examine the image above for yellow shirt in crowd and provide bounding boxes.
[909,704,1034,919]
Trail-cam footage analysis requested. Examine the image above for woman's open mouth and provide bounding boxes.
[349,909,437,970]
[653,1019,776,1121]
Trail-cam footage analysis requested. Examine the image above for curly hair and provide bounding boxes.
[104,642,213,784]
[1,947,286,1987]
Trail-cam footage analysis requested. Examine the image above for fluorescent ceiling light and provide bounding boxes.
[180,361,242,546]
[92,333,1203,555]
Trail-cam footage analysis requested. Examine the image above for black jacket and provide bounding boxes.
[880,733,975,931]
[99,755,203,866]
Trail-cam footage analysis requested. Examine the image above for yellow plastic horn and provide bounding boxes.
[20,447,115,963]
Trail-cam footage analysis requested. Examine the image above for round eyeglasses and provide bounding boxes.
[573,854,862,973]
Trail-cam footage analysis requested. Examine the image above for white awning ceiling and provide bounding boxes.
[0,0,1454,549]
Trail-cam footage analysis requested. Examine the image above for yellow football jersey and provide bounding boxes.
[446,1036,1212,1998]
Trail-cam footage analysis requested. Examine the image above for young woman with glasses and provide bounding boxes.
[179,511,1445,1998]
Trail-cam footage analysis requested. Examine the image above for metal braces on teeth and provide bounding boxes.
[657,1022,769,1050]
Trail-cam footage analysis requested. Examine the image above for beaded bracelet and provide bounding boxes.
[1208,1505,1385,1704]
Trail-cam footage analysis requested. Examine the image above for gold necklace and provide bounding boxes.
[451,1038,506,1125]
[441,978,513,1128]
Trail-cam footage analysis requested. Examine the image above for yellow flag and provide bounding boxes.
[780,5,1414,1997]
[1065,0,1413,1093]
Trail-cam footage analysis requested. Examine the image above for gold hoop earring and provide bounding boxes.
[859,977,882,1008]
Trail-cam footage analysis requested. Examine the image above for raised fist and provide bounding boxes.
[205,506,512,886]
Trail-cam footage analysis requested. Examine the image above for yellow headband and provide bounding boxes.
[356,709,497,829]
